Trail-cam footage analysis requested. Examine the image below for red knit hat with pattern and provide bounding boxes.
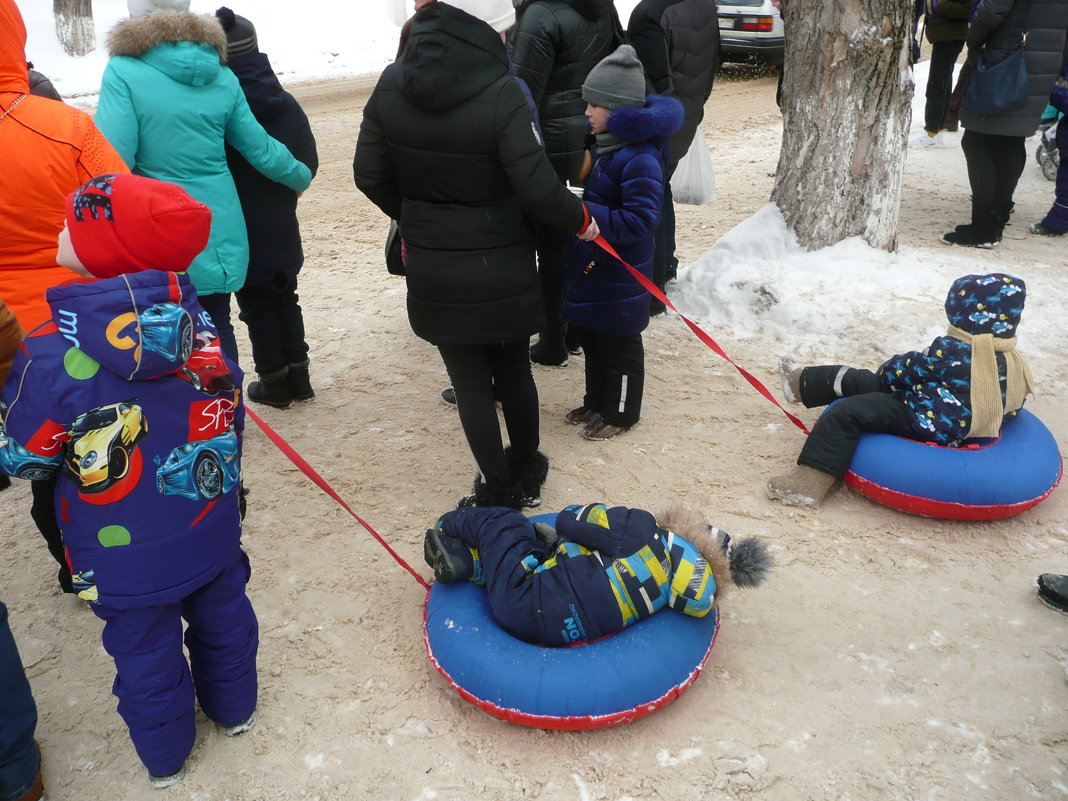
[65,173,211,279]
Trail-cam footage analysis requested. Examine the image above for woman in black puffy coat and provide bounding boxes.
[354,0,596,510]
[943,0,1068,247]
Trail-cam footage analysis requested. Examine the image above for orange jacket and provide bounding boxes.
[0,0,128,332]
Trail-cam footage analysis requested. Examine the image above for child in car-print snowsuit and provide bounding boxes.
[0,174,257,788]
[767,273,1033,509]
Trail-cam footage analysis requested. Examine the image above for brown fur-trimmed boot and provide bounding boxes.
[778,356,802,404]
[766,465,837,509]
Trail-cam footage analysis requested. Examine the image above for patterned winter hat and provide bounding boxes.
[65,174,211,279]
[215,7,258,58]
[944,273,1026,338]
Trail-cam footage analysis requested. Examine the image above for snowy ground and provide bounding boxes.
[4,12,1068,801]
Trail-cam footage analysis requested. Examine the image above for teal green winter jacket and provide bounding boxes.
[95,12,312,295]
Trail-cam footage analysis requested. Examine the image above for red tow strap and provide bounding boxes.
[245,407,431,589]
[245,234,806,588]
[592,234,810,435]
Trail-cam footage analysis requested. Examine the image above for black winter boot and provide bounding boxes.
[943,204,1001,248]
[455,476,525,510]
[530,295,569,366]
[247,367,293,408]
[286,359,314,400]
[505,447,549,509]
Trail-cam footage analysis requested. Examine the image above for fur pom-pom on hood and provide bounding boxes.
[607,94,685,145]
[107,11,228,61]
[657,504,772,595]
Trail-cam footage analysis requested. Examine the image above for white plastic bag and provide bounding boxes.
[670,131,716,205]
[386,0,410,27]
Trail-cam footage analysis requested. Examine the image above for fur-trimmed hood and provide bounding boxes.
[107,12,227,77]
[606,94,684,146]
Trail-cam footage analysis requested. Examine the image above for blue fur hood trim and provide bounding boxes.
[607,95,685,142]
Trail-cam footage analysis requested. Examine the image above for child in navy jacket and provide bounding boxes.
[561,45,683,441]
[424,502,770,646]
[0,174,258,788]
[767,273,1032,509]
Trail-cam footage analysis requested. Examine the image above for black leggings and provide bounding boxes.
[961,129,1026,211]
[796,365,916,479]
[438,341,539,488]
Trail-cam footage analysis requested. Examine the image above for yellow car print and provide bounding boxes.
[66,401,148,493]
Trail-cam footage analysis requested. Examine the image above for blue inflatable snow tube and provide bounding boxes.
[422,512,720,729]
[844,408,1062,520]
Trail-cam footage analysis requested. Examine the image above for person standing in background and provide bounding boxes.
[0,602,44,801]
[943,0,1068,248]
[216,7,320,408]
[909,0,971,148]
[0,0,129,591]
[512,0,621,366]
[95,0,313,362]
[628,0,720,314]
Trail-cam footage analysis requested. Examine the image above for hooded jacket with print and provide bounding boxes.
[0,270,245,609]
[94,12,312,295]
[878,273,1027,445]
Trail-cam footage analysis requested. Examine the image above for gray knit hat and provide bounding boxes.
[582,44,646,110]
[216,7,258,58]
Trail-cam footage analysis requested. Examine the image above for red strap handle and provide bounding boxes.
[245,406,431,589]
[592,234,810,435]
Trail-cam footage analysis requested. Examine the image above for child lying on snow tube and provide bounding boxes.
[768,273,1034,510]
[423,503,770,646]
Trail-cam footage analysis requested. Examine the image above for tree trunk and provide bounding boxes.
[53,0,96,58]
[772,0,915,252]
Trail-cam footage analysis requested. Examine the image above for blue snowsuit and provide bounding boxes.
[0,270,257,778]
[437,503,718,647]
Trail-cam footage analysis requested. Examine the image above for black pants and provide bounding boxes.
[198,292,239,365]
[235,278,309,375]
[30,474,72,592]
[576,327,644,427]
[438,340,540,488]
[796,365,915,479]
[961,129,1026,212]
[924,39,965,133]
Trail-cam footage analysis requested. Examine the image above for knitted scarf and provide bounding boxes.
[947,324,1034,438]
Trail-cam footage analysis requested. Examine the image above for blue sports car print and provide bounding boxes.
[0,433,61,481]
[155,429,240,501]
[139,302,194,364]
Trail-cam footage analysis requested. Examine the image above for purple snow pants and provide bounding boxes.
[92,552,258,777]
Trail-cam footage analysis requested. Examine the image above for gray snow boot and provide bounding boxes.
[766,465,837,509]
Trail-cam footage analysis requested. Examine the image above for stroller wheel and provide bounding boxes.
[1042,150,1058,182]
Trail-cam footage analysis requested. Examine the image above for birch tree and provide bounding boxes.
[772,0,915,251]
[54,0,96,58]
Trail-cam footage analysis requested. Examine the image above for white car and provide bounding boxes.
[717,0,785,66]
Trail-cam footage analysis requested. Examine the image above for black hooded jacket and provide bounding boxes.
[512,0,621,183]
[627,0,720,162]
[225,51,319,287]
[353,3,587,347]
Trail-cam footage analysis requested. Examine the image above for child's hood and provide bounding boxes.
[606,94,685,144]
[45,270,203,381]
[944,273,1026,338]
